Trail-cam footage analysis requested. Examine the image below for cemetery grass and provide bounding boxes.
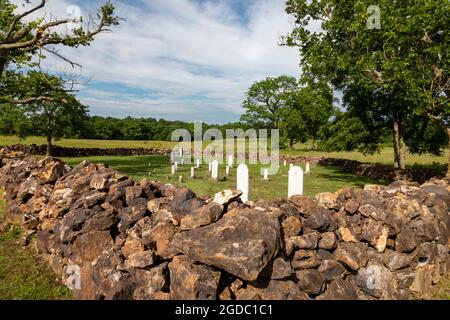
[0,189,73,300]
[63,155,386,201]
[1,135,447,170]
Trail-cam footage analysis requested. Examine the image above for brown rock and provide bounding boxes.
[125,186,143,205]
[291,232,320,249]
[292,250,321,269]
[318,259,346,281]
[180,202,224,230]
[396,226,418,253]
[317,279,358,300]
[171,209,280,281]
[72,230,114,263]
[125,250,155,269]
[345,200,360,214]
[337,227,357,243]
[168,255,221,300]
[383,250,413,271]
[318,231,336,250]
[121,239,145,258]
[253,280,308,300]
[281,216,302,237]
[334,242,368,270]
[296,269,325,295]
[360,219,389,253]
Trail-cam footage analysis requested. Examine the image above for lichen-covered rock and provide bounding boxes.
[180,202,224,230]
[171,209,280,281]
[334,242,368,270]
[168,255,220,300]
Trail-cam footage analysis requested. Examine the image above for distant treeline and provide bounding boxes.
[0,113,246,141]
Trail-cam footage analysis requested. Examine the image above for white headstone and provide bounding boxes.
[290,163,293,170]
[181,157,185,166]
[225,165,230,176]
[288,166,304,197]
[211,160,219,180]
[237,164,249,203]
[284,160,287,166]
[174,162,178,171]
[228,154,234,168]
[179,149,183,157]
[190,167,195,179]
[196,158,200,168]
[171,165,176,176]
[305,162,311,175]
[263,168,269,180]
[208,162,212,172]
[179,175,183,183]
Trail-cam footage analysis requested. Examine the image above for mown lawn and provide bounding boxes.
[63,155,385,200]
[1,135,447,169]
[0,189,72,300]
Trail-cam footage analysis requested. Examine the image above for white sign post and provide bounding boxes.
[196,158,200,168]
[263,168,269,181]
[237,164,249,203]
[228,154,234,168]
[305,162,311,175]
[211,160,219,180]
[288,166,304,197]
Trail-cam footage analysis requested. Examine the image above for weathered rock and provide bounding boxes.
[125,186,143,206]
[410,218,440,242]
[360,219,389,253]
[291,250,321,269]
[118,197,147,232]
[318,231,336,250]
[383,250,413,272]
[235,287,260,300]
[291,232,320,249]
[395,225,417,252]
[315,192,339,210]
[72,230,114,264]
[334,242,368,270]
[81,209,118,233]
[288,195,321,216]
[180,202,224,231]
[337,227,357,243]
[317,279,358,300]
[281,216,302,238]
[213,189,242,206]
[296,269,325,295]
[125,250,155,269]
[262,257,293,280]
[352,264,396,299]
[318,259,346,281]
[304,208,333,231]
[169,187,205,220]
[168,255,221,300]
[171,209,280,281]
[344,200,359,214]
[121,238,145,258]
[252,280,308,300]
[410,264,434,299]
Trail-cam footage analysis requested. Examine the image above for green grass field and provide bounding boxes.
[0,189,72,300]
[63,155,384,200]
[1,135,447,169]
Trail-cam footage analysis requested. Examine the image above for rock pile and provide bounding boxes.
[0,156,448,300]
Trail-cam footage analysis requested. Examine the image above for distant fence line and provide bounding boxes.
[0,144,445,183]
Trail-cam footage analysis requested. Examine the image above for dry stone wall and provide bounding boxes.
[0,156,449,300]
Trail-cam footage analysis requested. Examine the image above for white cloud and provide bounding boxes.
[12,0,301,123]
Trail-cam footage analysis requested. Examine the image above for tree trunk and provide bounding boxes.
[393,113,406,170]
[0,58,5,78]
[46,135,53,156]
[289,138,294,149]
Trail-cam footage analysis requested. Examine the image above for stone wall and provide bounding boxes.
[0,156,449,300]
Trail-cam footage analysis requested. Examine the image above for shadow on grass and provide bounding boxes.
[315,166,390,188]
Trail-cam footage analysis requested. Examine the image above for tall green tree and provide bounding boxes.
[0,71,87,155]
[285,0,449,173]
[240,75,298,129]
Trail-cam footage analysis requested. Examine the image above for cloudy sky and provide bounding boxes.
[14,0,301,124]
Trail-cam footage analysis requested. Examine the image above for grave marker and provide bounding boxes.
[228,154,234,168]
[305,162,311,175]
[211,160,219,180]
[288,166,304,197]
[171,165,176,176]
[263,168,269,181]
[190,167,195,179]
[196,158,200,168]
[237,164,249,203]
[225,165,230,176]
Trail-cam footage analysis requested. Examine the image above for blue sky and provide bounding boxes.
[15,0,301,124]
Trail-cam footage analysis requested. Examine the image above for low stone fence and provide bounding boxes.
[0,155,448,300]
[0,144,171,157]
[1,144,445,183]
